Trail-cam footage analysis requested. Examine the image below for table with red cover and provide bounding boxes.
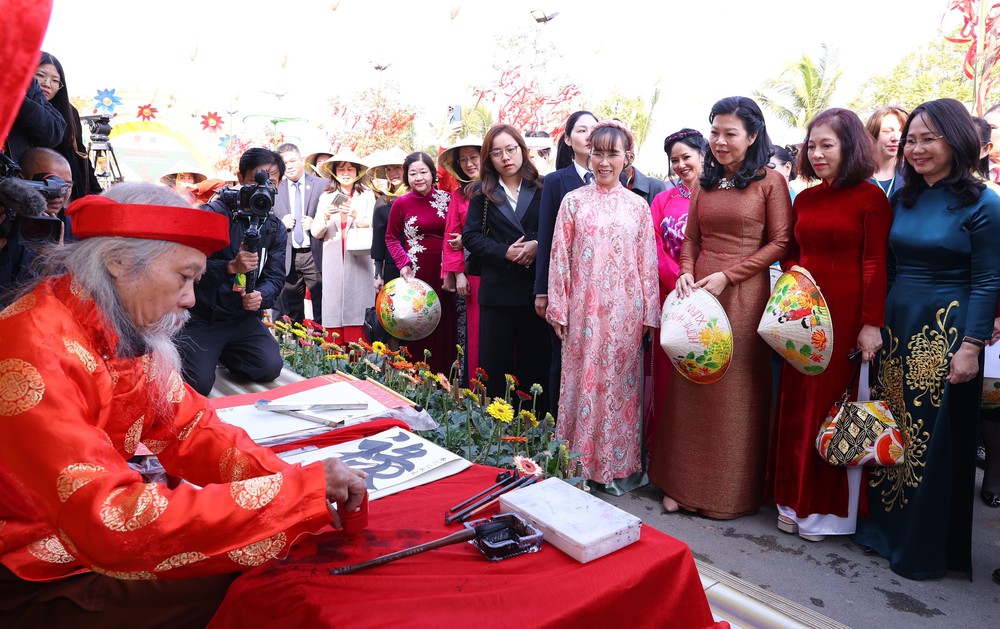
[207,417,720,628]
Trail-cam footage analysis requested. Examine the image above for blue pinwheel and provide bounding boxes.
[94,88,123,114]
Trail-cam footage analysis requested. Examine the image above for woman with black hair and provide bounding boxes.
[647,128,708,452]
[853,99,1000,580]
[534,110,598,416]
[385,152,456,373]
[650,96,792,518]
[35,52,100,199]
[767,144,798,200]
[463,125,549,409]
[546,120,659,494]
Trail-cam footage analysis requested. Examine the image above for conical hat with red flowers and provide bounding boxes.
[757,268,833,375]
[660,288,733,384]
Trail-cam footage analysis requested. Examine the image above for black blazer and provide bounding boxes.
[464,180,541,307]
[533,165,586,296]
[273,172,325,274]
[371,196,400,282]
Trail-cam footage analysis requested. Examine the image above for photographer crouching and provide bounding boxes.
[179,147,287,395]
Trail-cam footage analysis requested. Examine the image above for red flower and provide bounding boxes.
[811,329,828,351]
[136,103,157,121]
[298,338,312,347]
[474,367,488,382]
[200,111,224,133]
[515,389,531,401]
[501,436,528,443]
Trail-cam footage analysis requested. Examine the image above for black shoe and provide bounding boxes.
[994,568,1000,585]
[981,489,1000,508]
[977,446,987,470]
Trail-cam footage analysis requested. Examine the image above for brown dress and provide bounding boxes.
[649,168,792,519]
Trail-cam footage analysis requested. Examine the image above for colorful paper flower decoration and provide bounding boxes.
[136,103,158,121]
[200,111,223,133]
[218,134,235,148]
[94,88,123,114]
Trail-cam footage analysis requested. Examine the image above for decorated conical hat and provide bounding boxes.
[376,277,442,341]
[757,268,833,375]
[438,135,483,183]
[159,161,207,186]
[660,288,733,384]
[304,150,334,178]
[320,149,369,181]
[365,147,408,172]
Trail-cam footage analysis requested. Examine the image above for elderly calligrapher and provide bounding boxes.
[0,183,368,626]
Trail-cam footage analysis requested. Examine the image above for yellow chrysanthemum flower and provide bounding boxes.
[371,341,388,355]
[519,409,538,427]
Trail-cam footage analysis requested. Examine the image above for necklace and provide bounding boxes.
[718,177,735,190]
[874,176,894,197]
[678,183,692,198]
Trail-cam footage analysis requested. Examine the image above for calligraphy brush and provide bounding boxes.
[457,475,542,523]
[329,520,510,575]
[444,474,535,525]
[447,471,517,514]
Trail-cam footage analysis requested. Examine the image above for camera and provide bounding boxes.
[216,169,276,218]
[0,153,65,245]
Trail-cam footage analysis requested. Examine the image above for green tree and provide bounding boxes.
[590,88,660,154]
[754,43,842,131]
[849,37,974,117]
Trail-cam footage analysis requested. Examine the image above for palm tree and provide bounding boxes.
[754,43,843,131]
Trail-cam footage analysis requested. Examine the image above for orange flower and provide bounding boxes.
[811,329,828,351]
[502,436,528,443]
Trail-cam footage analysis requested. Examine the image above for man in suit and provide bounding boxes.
[533,154,592,418]
[622,164,666,207]
[273,142,325,324]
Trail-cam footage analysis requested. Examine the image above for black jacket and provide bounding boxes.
[464,181,541,307]
[5,80,66,164]
[534,165,586,296]
[372,196,400,282]
[189,199,287,322]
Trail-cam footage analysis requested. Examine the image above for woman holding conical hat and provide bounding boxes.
[310,148,376,344]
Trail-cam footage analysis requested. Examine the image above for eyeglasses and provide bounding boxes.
[590,150,624,162]
[458,156,479,166]
[34,72,62,89]
[903,135,944,148]
[488,146,519,159]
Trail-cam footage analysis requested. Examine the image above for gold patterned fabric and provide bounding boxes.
[0,275,332,581]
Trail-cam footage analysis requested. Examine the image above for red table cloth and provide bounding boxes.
[208,420,719,629]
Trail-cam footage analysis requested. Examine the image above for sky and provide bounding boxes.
[42,0,955,175]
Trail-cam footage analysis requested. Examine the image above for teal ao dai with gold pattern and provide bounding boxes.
[854,184,1000,580]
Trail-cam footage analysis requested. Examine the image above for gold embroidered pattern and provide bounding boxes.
[227,532,286,567]
[69,277,89,300]
[91,567,156,580]
[99,484,168,532]
[220,447,250,482]
[0,294,35,320]
[869,324,933,511]
[0,359,45,416]
[142,354,158,382]
[231,473,283,510]
[104,360,120,389]
[123,416,144,456]
[142,440,171,455]
[155,552,209,572]
[176,410,203,442]
[27,535,76,564]
[56,463,108,502]
[904,301,958,408]
[63,338,97,373]
[166,370,185,403]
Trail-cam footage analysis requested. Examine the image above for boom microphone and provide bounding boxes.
[0,176,47,217]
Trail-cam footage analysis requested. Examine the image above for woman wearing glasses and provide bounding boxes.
[546,120,659,494]
[31,52,100,199]
[650,96,792,518]
[439,136,483,378]
[853,99,1000,581]
[463,125,549,407]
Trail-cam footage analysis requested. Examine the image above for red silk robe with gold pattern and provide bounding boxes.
[0,275,331,582]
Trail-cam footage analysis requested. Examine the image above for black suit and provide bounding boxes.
[273,173,325,323]
[465,181,550,412]
[532,165,587,416]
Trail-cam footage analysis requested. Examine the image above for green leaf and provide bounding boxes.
[686,352,696,360]
[786,339,796,350]
[799,344,813,356]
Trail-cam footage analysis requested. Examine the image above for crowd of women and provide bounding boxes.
[145,91,1000,584]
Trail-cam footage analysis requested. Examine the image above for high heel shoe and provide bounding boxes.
[981,489,1000,508]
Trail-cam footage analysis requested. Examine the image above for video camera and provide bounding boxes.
[81,114,113,143]
[0,153,65,245]
[216,169,276,219]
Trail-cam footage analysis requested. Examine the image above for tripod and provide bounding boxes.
[88,136,123,190]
